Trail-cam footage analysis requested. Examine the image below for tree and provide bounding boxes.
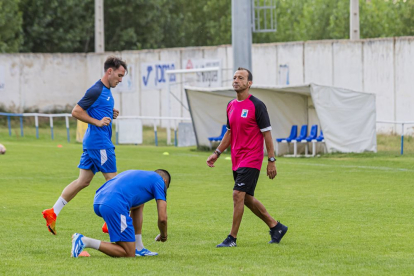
[19,0,94,53]
[0,0,23,53]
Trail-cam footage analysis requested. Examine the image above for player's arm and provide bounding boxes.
[155,199,168,242]
[72,104,111,127]
[263,130,277,179]
[206,130,231,167]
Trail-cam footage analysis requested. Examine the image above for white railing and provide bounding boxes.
[377,121,414,155]
[0,112,191,146]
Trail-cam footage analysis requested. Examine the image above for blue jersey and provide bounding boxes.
[78,80,114,150]
[94,170,167,212]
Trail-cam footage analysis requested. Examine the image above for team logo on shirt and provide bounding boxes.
[241,109,248,118]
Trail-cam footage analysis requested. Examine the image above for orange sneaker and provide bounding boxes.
[102,222,108,234]
[42,208,57,235]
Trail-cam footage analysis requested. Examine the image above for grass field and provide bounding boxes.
[1,126,414,275]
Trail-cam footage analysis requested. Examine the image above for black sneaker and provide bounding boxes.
[216,235,237,247]
[269,222,288,244]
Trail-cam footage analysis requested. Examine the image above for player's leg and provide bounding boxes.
[42,169,94,235]
[71,233,135,258]
[244,194,288,243]
[97,241,136,257]
[61,169,95,202]
[244,194,277,228]
[217,168,250,247]
[230,190,246,238]
[130,205,158,256]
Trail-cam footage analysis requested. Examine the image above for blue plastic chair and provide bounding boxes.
[276,125,298,142]
[305,125,318,142]
[293,125,308,141]
[315,130,324,142]
[208,125,227,149]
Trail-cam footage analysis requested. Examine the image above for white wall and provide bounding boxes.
[0,37,413,134]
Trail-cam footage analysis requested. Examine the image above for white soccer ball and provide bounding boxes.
[0,143,6,155]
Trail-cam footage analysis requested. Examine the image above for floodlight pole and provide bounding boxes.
[232,0,253,72]
[350,0,360,40]
[95,0,105,53]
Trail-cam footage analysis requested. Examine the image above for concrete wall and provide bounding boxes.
[0,37,413,133]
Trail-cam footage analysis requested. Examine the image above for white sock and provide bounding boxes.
[52,197,67,216]
[81,236,101,250]
[135,234,144,251]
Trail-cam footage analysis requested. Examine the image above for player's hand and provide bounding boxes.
[206,154,218,167]
[96,117,112,127]
[155,234,167,242]
[267,162,277,179]
[113,109,119,119]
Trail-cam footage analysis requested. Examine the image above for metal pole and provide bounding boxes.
[65,116,70,142]
[174,121,177,147]
[232,0,253,72]
[7,116,11,136]
[401,123,404,155]
[35,115,39,139]
[154,120,158,146]
[50,117,54,140]
[20,116,24,137]
[166,74,171,145]
[350,0,360,40]
[94,0,105,53]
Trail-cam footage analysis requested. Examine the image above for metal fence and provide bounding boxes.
[0,112,191,147]
[1,112,414,153]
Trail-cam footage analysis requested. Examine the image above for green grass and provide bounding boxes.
[1,128,414,275]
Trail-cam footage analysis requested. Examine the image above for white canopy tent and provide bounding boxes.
[184,84,377,155]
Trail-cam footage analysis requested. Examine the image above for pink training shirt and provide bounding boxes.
[227,94,272,171]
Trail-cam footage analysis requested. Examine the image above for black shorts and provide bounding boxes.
[233,167,260,196]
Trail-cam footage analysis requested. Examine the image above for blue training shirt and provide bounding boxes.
[78,80,114,150]
[94,170,167,212]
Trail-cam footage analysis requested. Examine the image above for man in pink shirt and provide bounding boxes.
[206,67,288,247]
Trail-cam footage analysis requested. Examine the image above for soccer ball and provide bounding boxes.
[0,143,6,154]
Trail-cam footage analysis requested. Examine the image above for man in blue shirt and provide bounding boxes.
[71,169,171,258]
[42,56,127,236]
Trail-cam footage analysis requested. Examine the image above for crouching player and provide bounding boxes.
[71,169,171,258]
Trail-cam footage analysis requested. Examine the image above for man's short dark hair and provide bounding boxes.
[237,67,253,82]
[155,169,171,186]
[104,56,128,74]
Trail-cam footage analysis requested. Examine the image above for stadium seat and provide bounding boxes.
[275,125,298,155]
[276,125,298,143]
[208,125,227,150]
[293,125,308,142]
[292,125,308,156]
[305,125,318,142]
[311,130,326,156]
[299,125,318,155]
[315,130,324,142]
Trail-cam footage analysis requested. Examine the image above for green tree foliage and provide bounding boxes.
[104,0,231,50]
[0,0,23,53]
[1,0,413,53]
[19,0,94,53]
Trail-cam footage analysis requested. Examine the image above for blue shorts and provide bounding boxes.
[78,148,117,174]
[94,204,135,243]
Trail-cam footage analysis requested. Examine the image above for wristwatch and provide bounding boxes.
[268,157,276,162]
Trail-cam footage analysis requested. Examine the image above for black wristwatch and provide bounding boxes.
[268,157,276,162]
